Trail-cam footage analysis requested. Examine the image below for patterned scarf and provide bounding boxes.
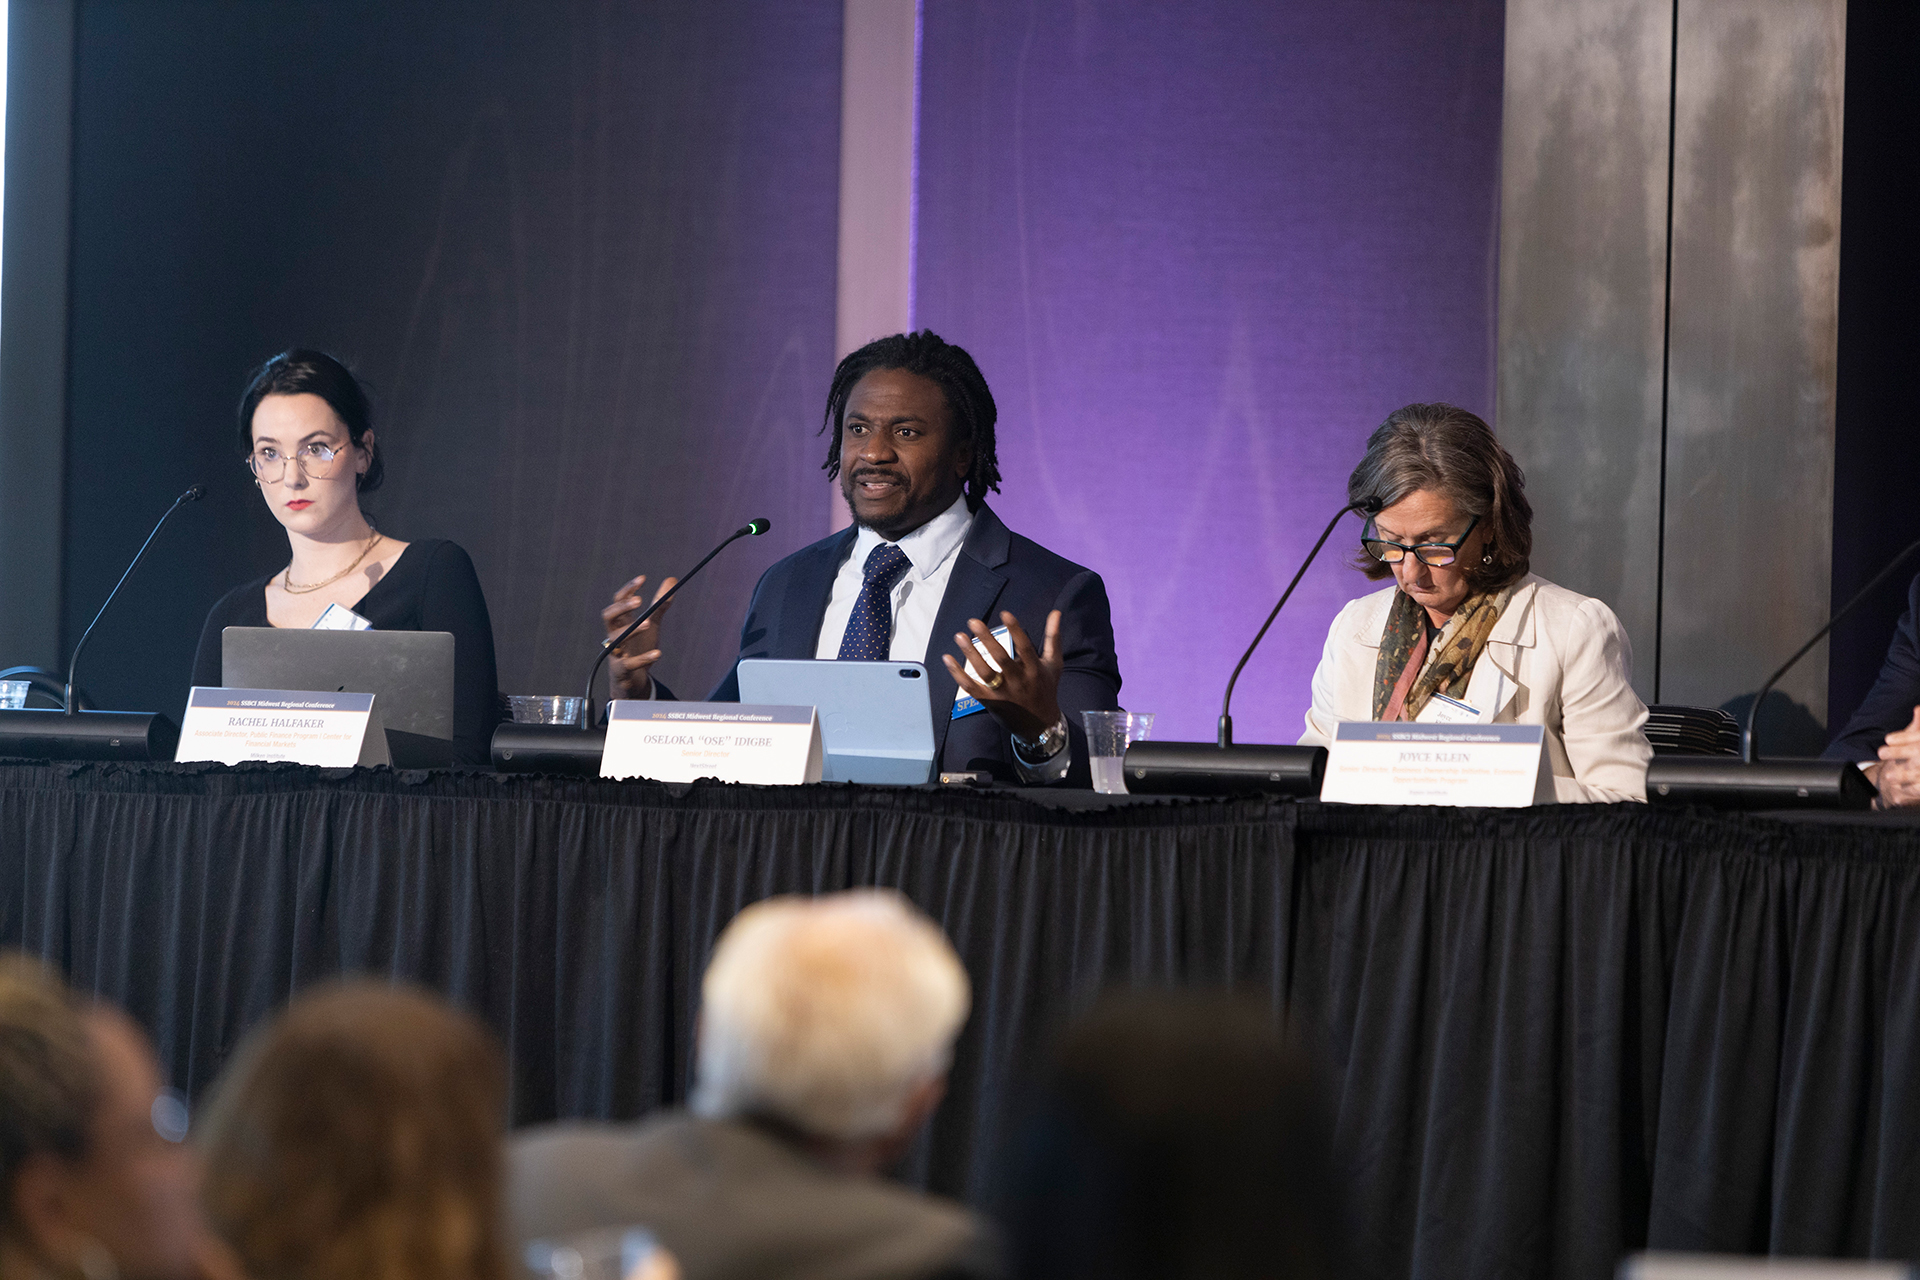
[1371,586,1512,721]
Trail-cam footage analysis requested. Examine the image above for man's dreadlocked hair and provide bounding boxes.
[820,331,1003,510]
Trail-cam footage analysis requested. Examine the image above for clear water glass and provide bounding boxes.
[1081,710,1156,794]
[509,695,587,727]
[0,681,29,710]
[525,1227,662,1280]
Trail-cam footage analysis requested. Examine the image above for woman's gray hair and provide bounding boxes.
[1347,403,1532,591]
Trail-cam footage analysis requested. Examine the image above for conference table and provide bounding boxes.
[4,758,1918,1280]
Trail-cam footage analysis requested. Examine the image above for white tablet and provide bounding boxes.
[735,659,936,784]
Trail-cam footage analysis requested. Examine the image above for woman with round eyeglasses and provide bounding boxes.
[189,350,500,765]
[1298,403,1651,802]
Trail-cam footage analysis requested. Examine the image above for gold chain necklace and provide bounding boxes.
[282,525,383,595]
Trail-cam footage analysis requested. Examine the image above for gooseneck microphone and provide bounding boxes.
[0,483,202,762]
[581,518,772,716]
[1742,536,1920,762]
[1127,496,1380,797]
[1218,497,1382,748]
[66,484,207,713]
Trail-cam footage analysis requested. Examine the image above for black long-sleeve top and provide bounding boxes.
[190,538,501,765]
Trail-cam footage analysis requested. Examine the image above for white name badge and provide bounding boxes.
[1420,692,1483,724]
[176,687,389,766]
[312,602,373,631]
[601,701,823,784]
[952,625,1015,721]
[1320,721,1551,807]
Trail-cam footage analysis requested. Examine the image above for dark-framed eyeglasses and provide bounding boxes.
[247,441,343,482]
[1362,513,1480,567]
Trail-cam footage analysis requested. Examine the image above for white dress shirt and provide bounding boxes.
[816,495,973,661]
[817,495,1068,782]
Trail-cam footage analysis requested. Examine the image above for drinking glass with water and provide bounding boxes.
[1081,710,1156,794]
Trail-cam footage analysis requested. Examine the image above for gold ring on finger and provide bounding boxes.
[984,670,1005,691]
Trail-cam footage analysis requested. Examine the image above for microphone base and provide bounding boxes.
[1122,741,1326,798]
[0,709,179,762]
[1646,755,1875,810]
[491,723,607,776]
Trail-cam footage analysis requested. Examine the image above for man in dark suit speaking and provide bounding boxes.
[604,331,1122,784]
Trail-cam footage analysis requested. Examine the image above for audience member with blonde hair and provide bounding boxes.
[195,981,512,1280]
[0,953,220,1280]
[511,889,996,1280]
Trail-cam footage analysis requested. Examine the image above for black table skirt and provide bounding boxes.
[4,760,1920,1280]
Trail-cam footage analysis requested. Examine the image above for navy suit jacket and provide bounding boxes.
[684,503,1122,784]
[1826,571,1920,761]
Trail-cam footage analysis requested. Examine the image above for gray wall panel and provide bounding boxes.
[1660,0,1845,750]
[0,0,76,673]
[1499,0,1846,749]
[1496,0,1673,699]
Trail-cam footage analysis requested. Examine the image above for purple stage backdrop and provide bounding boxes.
[913,1,1506,742]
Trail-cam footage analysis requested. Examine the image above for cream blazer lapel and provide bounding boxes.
[1349,579,1536,723]
[1461,578,1538,722]
[1349,589,1396,650]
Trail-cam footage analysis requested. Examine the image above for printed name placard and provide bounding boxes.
[601,702,822,784]
[1320,721,1550,807]
[176,687,389,766]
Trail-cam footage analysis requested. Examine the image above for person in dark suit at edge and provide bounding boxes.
[1826,571,1920,807]
[601,331,1122,784]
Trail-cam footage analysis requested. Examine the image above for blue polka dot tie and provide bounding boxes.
[837,542,912,661]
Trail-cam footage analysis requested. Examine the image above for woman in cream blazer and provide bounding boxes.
[1298,404,1651,804]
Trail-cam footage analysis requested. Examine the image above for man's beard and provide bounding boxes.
[842,471,920,540]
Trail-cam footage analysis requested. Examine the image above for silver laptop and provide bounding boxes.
[220,628,455,766]
[736,659,936,784]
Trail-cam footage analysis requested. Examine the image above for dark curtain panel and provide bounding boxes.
[5,762,1920,1279]
[1829,0,1920,734]
[62,0,841,720]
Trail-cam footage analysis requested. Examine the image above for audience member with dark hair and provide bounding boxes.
[189,349,501,764]
[0,953,219,1280]
[510,890,997,1280]
[195,982,511,1280]
[995,991,1345,1280]
[601,330,1122,784]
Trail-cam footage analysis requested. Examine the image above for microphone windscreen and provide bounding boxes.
[746,518,772,535]
[183,485,207,502]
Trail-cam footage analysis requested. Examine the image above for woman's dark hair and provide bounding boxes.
[995,991,1347,1280]
[238,349,384,493]
[820,330,1001,509]
[0,953,99,1245]
[196,981,509,1280]
[1346,402,1532,592]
